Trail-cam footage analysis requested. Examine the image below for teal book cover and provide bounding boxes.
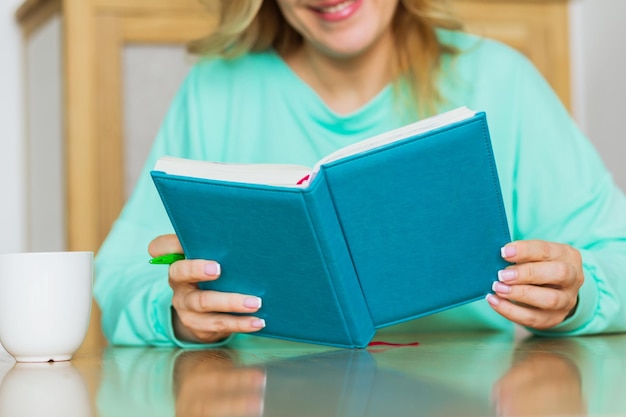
[151,109,511,348]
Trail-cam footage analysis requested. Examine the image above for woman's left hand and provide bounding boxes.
[487,239,583,330]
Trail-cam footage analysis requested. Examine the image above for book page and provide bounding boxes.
[154,157,312,186]
[312,106,475,171]
[154,107,475,187]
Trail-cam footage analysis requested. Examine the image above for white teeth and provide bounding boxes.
[317,0,353,14]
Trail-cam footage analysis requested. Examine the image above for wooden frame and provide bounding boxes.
[17,0,570,349]
[18,0,215,255]
[454,0,571,108]
[17,0,215,349]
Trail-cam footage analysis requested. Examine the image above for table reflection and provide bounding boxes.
[260,348,489,417]
[495,334,626,417]
[173,350,266,417]
[2,332,624,417]
[493,338,587,416]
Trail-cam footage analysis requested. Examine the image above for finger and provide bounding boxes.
[198,368,267,395]
[486,294,565,330]
[491,282,571,312]
[177,369,265,417]
[501,240,570,264]
[169,259,222,284]
[148,233,183,257]
[199,385,265,417]
[181,311,266,337]
[176,288,263,315]
[498,261,576,287]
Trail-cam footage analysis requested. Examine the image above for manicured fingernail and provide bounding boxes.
[204,262,221,276]
[501,245,517,259]
[251,319,266,329]
[492,281,512,294]
[498,269,517,282]
[244,297,262,309]
[486,293,500,306]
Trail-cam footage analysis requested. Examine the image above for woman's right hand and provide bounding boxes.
[148,234,266,344]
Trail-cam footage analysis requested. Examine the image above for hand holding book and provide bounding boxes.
[151,107,511,348]
[147,233,266,345]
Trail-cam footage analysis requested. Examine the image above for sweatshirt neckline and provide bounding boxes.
[266,50,394,133]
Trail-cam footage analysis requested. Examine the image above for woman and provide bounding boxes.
[95,0,626,346]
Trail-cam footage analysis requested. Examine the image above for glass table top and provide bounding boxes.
[1,331,625,416]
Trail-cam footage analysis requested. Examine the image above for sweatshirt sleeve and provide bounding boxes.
[94,66,230,347]
[506,54,626,335]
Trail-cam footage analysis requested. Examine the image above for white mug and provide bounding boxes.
[0,251,93,362]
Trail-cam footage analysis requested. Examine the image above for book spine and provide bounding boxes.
[302,172,375,348]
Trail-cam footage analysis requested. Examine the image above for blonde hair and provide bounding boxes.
[189,0,463,117]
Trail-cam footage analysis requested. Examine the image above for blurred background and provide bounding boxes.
[1,0,625,254]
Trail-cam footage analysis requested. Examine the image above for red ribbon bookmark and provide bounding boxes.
[367,341,420,347]
[296,174,310,185]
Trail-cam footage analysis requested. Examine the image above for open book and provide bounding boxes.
[151,107,511,348]
[154,106,476,186]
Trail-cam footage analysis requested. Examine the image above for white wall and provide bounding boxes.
[0,0,25,254]
[0,1,624,252]
[570,0,626,190]
[26,15,65,252]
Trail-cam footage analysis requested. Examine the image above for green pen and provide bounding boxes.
[149,253,186,265]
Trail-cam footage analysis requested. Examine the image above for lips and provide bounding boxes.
[313,0,354,14]
[308,0,363,22]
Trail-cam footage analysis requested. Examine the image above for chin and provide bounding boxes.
[324,41,386,60]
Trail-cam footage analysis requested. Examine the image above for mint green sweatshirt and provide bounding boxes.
[94,31,626,347]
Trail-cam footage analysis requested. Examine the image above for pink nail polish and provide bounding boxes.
[486,294,500,306]
[244,297,262,309]
[501,245,517,259]
[251,319,266,329]
[492,281,512,294]
[204,262,221,276]
[498,269,517,282]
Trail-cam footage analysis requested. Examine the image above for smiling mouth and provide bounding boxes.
[310,0,356,14]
